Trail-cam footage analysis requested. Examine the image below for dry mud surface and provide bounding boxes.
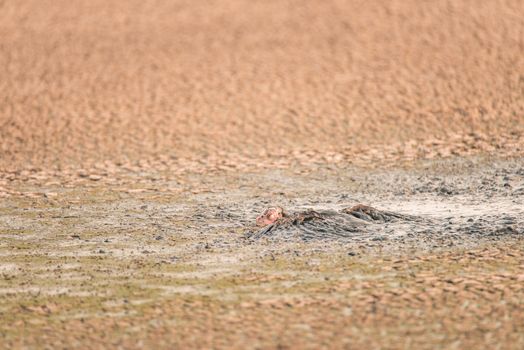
[1,0,524,349]
[1,0,523,170]
[1,157,524,349]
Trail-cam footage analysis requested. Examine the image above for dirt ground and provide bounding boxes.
[1,157,524,349]
[1,0,524,349]
[1,0,523,170]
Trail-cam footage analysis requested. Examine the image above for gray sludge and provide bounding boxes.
[247,205,523,243]
[247,206,423,241]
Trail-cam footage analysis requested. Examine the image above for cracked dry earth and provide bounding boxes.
[1,157,524,349]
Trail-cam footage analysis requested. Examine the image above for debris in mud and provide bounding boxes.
[249,202,524,243]
[250,205,418,241]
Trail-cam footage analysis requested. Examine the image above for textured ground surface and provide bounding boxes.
[1,158,524,349]
[1,0,524,349]
[1,0,523,171]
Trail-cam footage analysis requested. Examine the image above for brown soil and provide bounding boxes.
[3,244,524,350]
[1,1,524,349]
[1,0,523,171]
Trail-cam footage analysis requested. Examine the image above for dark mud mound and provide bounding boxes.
[456,215,523,238]
[248,206,421,241]
[341,205,418,223]
[247,204,523,243]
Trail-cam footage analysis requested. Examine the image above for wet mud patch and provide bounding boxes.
[247,199,523,246]
[249,206,422,241]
